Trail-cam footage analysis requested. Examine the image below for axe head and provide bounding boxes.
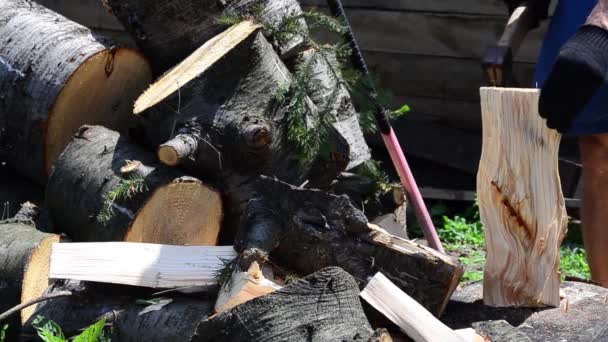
[482,45,513,87]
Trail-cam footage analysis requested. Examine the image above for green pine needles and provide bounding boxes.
[97,175,148,225]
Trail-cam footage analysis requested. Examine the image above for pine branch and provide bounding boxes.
[97,174,148,225]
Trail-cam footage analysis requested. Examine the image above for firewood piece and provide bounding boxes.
[361,272,466,342]
[23,280,214,341]
[49,242,237,288]
[192,267,375,342]
[242,176,463,316]
[0,222,60,326]
[0,0,152,184]
[46,126,223,245]
[478,88,568,307]
[214,261,282,314]
[103,0,306,74]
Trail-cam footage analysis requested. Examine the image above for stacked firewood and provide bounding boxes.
[0,0,464,340]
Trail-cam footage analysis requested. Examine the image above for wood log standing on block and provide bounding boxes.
[192,267,379,342]
[46,126,223,245]
[240,176,463,316]
[103,0,306,75]
[0,0,152,185]
[23,280,214,342]
[0,220,60,335]
[478,87,568,307]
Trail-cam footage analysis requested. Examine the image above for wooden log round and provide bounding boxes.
[103,0,306,74]
[46,125,223,245]
[0,0,152,184]
[24,280,213,341]
[478,88,568,307]
[241,176,463,316]
[192,267,375,342]
[0,222,60,326]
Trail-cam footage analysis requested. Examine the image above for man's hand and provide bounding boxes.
[503,0,551,29]
[539,25,608,133]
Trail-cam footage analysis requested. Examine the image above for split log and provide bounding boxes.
[478,88,568,307]
[103,0,306,74]
[214,261,282,314]
[46,126,223,245]
[0,222,60,327]
[0,0,152,184]
[360,272,466,342]
[49,242,237,289]
[241,176,463,316]
[192,267,376,341]
[23,280,214,341]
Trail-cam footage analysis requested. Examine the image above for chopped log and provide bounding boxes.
[241,176,463,316]
[23,280,214,341]
[49,242,237,289]
[214,261,282,314]
[139,23,365,240]
[361,272,466,342]
[478,88,568,307]
[0,0,152,184]
[46,126,223,245]
[0,222,60,327]
[192,267,376,341]
[103,0,306,74]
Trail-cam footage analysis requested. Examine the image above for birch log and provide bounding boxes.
[0,0,152,184]
[0,222,60,325]
[46,126,223,245]
[478,87,568,307]
[103,0,306,74]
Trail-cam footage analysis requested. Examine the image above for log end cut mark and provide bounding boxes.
[45,48,152,174]
[125,178,223,246]
[21,234,61,323]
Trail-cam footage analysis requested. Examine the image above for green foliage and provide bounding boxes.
[356,160,393,197]
[441,215,485,250]
[1,324,8,342]
[214,257,240,291]
[32,316,109,342]
[560,246,591,280]
[97,174,148,225]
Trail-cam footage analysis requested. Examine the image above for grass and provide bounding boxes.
[411,200,591,283]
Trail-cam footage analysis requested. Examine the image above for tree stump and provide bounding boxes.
[241,176,463,316]
[192,267,376,342]
[23,280,214,341]
[0,222,60,327]
[103,0,306,74]
[0,0,152,184]
[46,126,223,245]
[478,88,568,307]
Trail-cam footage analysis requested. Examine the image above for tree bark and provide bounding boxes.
[103,0,306,75]
[0,222,60,330]
[46,125,223,245]
[0,0,152,184]
[478,88,568,307]
[240,176,463,316]
[192,267,375,342]
[22,280,213,342]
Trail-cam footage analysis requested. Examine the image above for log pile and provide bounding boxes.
[0,0,475,340]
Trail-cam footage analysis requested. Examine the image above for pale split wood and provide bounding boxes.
[478,87,568,307]
[214,261,282,314]
[360,272,466,342]
[49,242,237,288]
[134,21,261,114]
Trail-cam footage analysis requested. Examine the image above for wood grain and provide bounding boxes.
[478,88,568,307]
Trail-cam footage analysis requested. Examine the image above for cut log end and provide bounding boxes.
[157,135,198,167]
[20,234,61,324]
[125,179,223,245]
[134,21,261,115]
[45,48,152,173]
